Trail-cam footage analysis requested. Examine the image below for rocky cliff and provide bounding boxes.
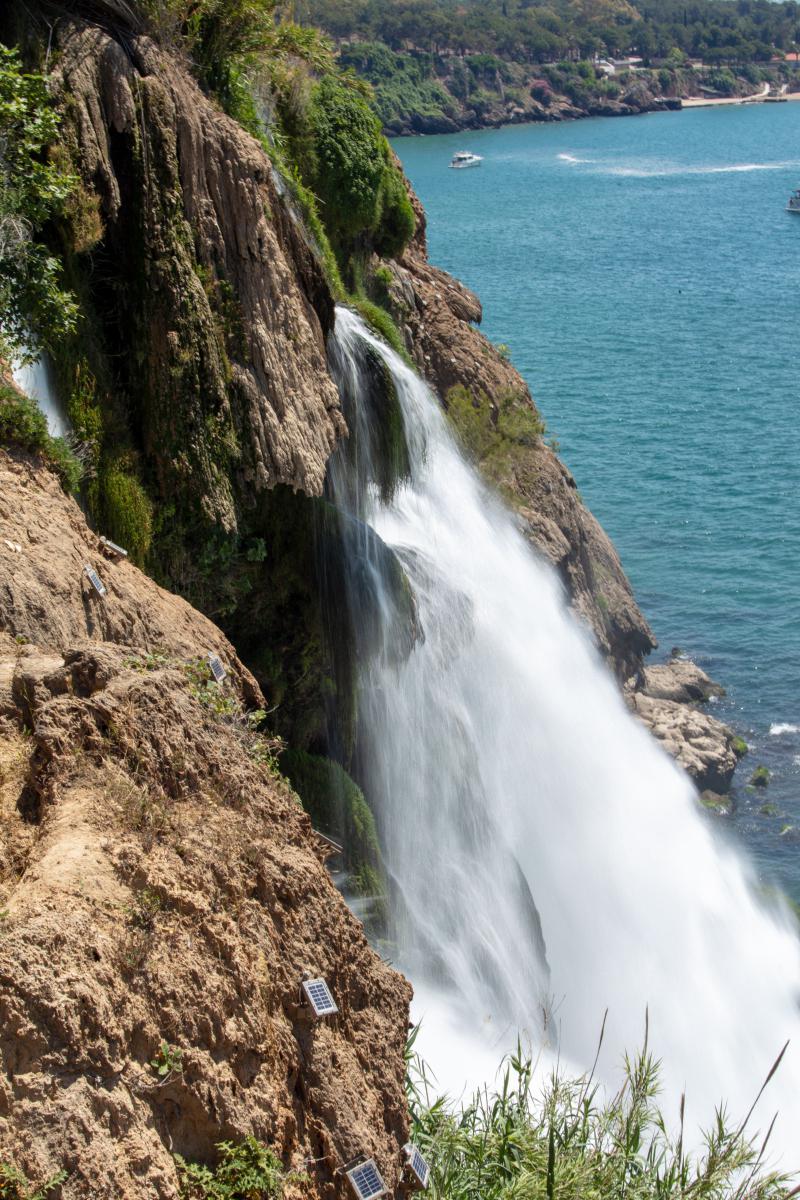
[0,9,746,1189]
[0,448,410,1198]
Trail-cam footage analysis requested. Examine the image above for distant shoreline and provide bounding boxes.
[682,91,800,108]
[390,91,800,138]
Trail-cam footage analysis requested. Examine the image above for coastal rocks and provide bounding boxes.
[0,450,411,1198]
[627,688,741,793]
[625,659,743,794]
[638,658,725,705]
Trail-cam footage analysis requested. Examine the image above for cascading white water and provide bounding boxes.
[11,352,70,438]
[328,307,800,1160]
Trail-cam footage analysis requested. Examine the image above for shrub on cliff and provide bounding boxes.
[0,385,82,492]
[0,46,78,363]
[299,73,415,265]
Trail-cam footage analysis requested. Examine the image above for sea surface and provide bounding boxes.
[392,104,800,902]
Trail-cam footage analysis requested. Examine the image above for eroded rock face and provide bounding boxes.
[54,21,345,519]
[0,451,410,1198]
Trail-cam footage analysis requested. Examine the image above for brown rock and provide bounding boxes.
[0,452,411,1198]
[54,21,345,513]
[639,658,725,705]
[627,689,739,794]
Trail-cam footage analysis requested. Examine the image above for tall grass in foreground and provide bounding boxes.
[406,1021,799,1199]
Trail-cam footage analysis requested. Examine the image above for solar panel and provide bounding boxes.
[345,1159,388,1200]
[100,535,128,558]
[301,977,338,1017]
[207,653,227,684]
[83,563,107,597]
[403,1143,430,1189]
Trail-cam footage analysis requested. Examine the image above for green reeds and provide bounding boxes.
[406,1017,797,1200]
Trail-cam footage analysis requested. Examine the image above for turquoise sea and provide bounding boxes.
[392,104,800,901]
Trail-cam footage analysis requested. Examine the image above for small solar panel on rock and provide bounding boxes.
[100,535,128,558]
[207,653,227,683]
[345,1159,388,1200]
[301,977,338,1017]
[83,563,107,597]
[403,1143,430,1189]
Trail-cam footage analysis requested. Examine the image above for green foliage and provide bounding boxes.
[95,460,154,567]
[750,765,771,788]
[0,46,78,363]
[0,1163,67,1200]
[445,384,545,501]
[351,297,408,360]
[280,750,384,895]
[175,1137,287,1199]
[0,384,82,492]
[408,1042,796,1200]
[374,147,416,259]
[306,74,386,244]
[732,736,749,758]
[151,1040,183,1078]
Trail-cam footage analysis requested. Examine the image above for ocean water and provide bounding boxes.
[392,104,800,903]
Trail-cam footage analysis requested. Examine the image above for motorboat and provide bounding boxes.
[787,188,800,213]
[450,150,483,169]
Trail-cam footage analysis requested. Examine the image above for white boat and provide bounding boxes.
[787,188,800,213]
[450,150,483,169]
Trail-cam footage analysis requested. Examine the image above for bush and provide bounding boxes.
[175,1137,287,1199]
[0,46,78,363]
[447,384,544,465]
[374,148,416,259]
[0,385,82,492]
[96,459,154,566]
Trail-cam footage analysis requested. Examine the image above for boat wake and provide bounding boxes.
[598,158,800,178]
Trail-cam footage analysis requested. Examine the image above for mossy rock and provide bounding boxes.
[759,803,779,817]
[700,790,732,815]
[731,735,748,758]
[749,765,771,788]
[280,750,384,898]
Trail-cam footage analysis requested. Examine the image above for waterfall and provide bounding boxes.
[11,352,70,438]
[327,306,800,1158]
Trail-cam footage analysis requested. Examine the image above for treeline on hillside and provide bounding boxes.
[298,0,800,66]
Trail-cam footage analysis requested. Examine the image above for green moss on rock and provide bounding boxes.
[280,749,384,896]
[749,765,771,788]
[0,385,82,492]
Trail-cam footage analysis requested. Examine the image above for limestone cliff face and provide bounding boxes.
[55,20,344,524]
[0,450,410,1198]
